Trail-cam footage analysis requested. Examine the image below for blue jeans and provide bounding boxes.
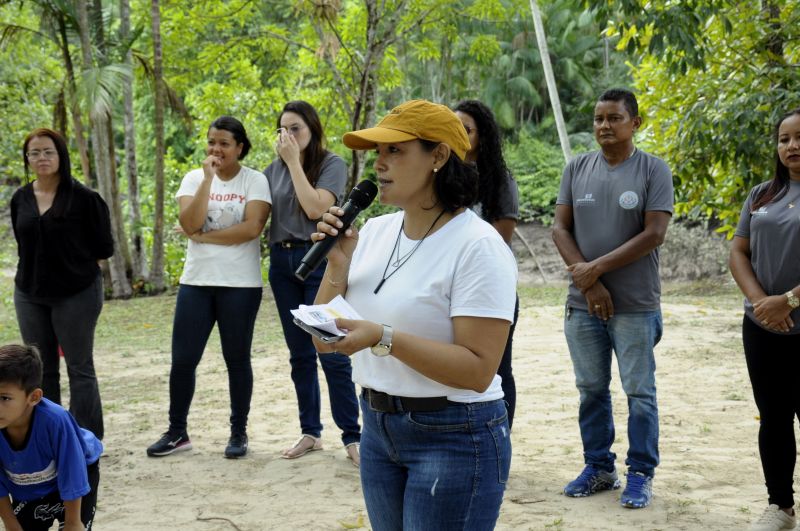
[564,307,662,477]
[359,396,510,531]
[14,274,105,439]
[168,284,262,433]
[268,244,360,445]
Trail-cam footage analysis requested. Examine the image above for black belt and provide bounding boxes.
[275,240,312,249]
[362,388,457,413]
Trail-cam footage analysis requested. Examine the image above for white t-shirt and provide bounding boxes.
[346,208,518,402]
[176,166,271,287]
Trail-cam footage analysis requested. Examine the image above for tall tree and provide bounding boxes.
[149,0,166,292]
[74,0,132,297]
[529,0,571,161]
[119,0,147,282]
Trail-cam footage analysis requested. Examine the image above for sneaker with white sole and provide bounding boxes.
[749,505,797,531]
[621,471,653,508]
[563,465,620,497]
[146,430,192,457]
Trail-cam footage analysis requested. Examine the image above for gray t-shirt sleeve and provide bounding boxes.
[734,184,764,239]
[315,154,348,205]
[497,172,520,220]
[643,158,674,213]
[556,162,574,206]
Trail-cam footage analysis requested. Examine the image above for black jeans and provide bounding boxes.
[12,460,99,530]
[14,274,105,439]
[497,294,519,429]
[168,284,262,434]
[743,315,800,508]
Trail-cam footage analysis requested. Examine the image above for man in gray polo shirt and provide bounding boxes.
[552,88,673,509]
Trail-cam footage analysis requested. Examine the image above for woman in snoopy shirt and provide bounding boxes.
[146,116,270,460]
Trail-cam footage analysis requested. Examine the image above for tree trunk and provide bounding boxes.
[529,0,572,162]
[57,13,92,183]
[120,0,148,282]
[149,0,167,292]
[75,0,132,298]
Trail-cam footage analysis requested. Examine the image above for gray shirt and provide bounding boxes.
[734,179,800,334]
[472,171,520,223]
[264,152,347,245]
[557,149,674,312]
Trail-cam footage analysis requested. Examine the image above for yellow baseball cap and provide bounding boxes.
[342,99,471,160]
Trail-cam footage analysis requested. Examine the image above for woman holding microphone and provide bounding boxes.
[311,100,516,530]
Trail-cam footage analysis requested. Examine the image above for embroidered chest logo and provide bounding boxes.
[752,206,768,216]
[576,193,596,205]
[618,191,639,210]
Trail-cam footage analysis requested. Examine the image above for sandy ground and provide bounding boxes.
[74,282,786,531]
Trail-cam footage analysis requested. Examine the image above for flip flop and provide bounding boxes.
[345,442,360,468]
[281,435,322,459]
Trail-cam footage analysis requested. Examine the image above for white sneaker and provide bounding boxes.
[749,505,796,531]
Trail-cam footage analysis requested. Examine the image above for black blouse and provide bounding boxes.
[10,178,114,297]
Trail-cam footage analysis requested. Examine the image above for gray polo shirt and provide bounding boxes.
[556,149,674,312]
[264,152,347,245]
[734,179,800,334]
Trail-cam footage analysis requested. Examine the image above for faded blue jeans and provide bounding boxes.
[359,396,511,531]
[564,307,662,477]
[268,244,360,446]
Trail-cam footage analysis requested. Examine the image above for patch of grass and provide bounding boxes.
[518,283,568,307]
[544,517,564,530]
[661,280,740,302]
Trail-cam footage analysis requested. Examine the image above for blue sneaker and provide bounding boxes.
[621,471,653,508]
[564,465,620,497]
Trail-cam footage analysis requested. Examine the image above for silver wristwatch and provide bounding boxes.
[370,324,393,357]
[786,290,800,310]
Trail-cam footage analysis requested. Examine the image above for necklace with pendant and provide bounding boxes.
[374,209,447,294]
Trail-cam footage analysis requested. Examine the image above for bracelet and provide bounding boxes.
[327,276,346,287]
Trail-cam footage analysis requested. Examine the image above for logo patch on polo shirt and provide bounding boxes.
[619,191,639,210]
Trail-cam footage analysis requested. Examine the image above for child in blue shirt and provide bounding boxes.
[0,344,102,531]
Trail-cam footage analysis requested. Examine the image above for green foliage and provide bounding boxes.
[0,0,639,287]
[0,3,63,183]
[599,0,800,235]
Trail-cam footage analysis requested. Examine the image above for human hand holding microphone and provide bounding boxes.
[295,180,378,280]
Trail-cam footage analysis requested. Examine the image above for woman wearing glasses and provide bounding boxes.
[10,128,113,440]
[264,101,361,464]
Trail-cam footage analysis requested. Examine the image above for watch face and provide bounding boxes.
[371,344,390,357]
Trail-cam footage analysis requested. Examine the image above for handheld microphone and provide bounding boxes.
[294,180,378,281]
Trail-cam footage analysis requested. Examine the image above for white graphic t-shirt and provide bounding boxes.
[176,165,271,287]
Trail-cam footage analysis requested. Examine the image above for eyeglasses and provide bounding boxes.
[277,125,306,136]
[26,149,58,160]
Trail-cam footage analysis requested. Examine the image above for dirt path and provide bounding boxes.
[80,282,780,531]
